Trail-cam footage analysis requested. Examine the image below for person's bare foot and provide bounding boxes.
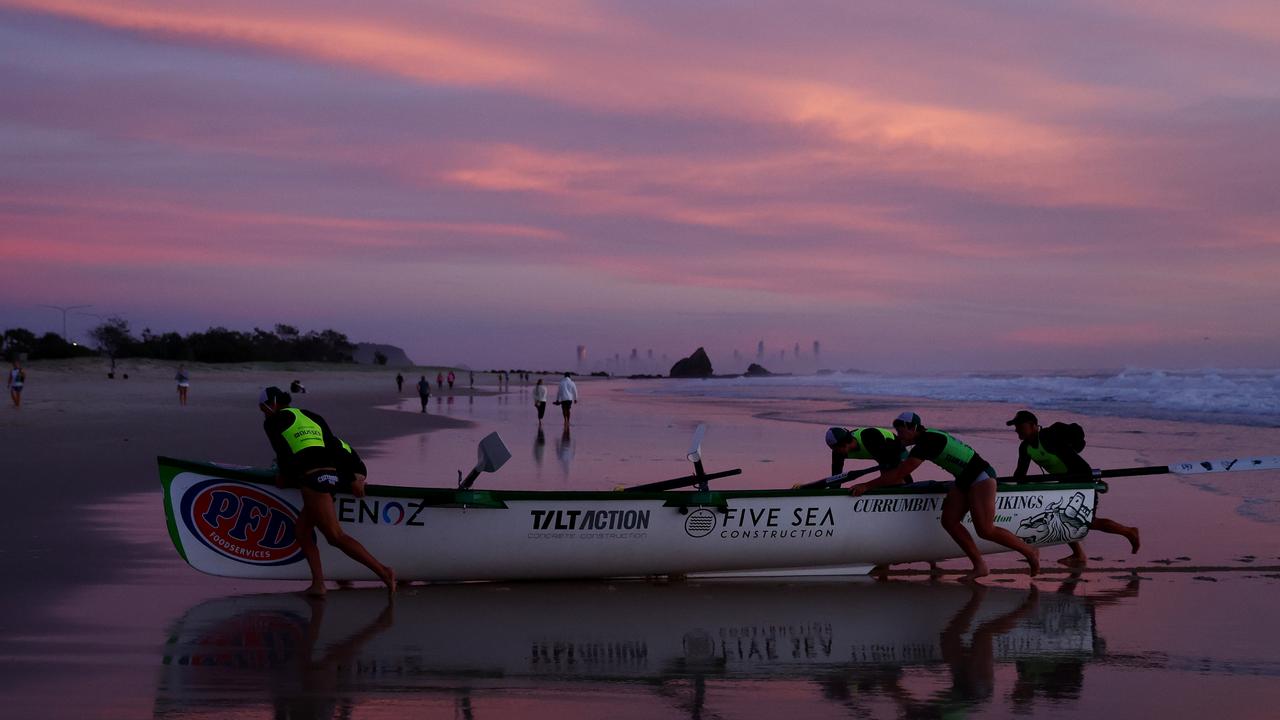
[1125,527,1141,554]
[960,564,990,582]
[1026,546,1041,576]
[305,582,327,598]
[381,566,397,593]
[1057,554,1087,567]
[870,564,890,578]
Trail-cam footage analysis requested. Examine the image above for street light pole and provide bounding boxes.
[39,304,92,341]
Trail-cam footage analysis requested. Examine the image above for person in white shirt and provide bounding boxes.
[533,378,548,425]
[554,373,579,430]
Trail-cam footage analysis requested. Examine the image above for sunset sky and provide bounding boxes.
[2,1,1279,372]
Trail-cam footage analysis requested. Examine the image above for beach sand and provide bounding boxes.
[3,361,1280,718]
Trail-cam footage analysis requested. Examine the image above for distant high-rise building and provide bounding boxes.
[794,342,800,359]
[733,349,741,362]
[576,345,587,368]
[813,340,821,358]
[647,349,654,360]
[756,340,764,360]
[630,348,638,360]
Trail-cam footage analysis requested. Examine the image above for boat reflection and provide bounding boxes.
[155,578,1126,718]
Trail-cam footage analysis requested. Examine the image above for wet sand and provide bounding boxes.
[3,364,1280,718]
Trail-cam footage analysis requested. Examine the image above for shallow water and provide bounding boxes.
[5,379,1280,718]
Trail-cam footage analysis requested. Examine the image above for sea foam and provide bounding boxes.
[650,368,1280,427]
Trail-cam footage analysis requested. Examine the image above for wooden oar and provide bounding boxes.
[791,464,884,490]
[998,454,1280,484]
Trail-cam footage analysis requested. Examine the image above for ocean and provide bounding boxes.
[649,368,1280,427]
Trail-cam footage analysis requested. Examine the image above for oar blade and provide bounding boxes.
[1168,455,1280,475]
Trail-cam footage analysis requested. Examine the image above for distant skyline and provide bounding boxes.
[3,1,1280,372]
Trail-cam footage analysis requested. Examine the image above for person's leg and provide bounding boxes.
[1091,516,1140,553]
[305,487,396,591]
[968,480,1039,576]
[562,400,572,428]
[1059,541,1088,566]
[941,486,987,580]
[295,493,327,596]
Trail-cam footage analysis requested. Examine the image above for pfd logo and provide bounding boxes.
[180,480,302,565]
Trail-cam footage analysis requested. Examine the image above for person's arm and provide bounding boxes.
[850,457,924,496]
[831,451,845,477]
[1013,441,1031,479]
[263,415,296,479]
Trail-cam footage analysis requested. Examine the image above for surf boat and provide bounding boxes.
[158,428,1127,582]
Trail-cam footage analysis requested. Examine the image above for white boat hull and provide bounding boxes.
[160,457,1102,582]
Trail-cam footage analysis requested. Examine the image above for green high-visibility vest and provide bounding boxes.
[922,429,984,478]
[843,427,898,460]
[1027,440,1069,474]
[279,408,326,455]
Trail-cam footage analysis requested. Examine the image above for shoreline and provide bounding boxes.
[0,360,474,645]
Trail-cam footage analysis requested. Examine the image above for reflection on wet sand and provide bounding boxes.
[557,427,574,477]
[156,579,1115,718]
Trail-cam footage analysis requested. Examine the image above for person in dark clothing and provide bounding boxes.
[416,375,430,413]
[395,373,404,393]
[259,386,394,596]
[1007,410,1140,566]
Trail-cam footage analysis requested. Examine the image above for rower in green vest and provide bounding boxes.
[1007,410,1140,566]
[853,412,1040,581]
[260,386,394,596]
[824,426,907,476]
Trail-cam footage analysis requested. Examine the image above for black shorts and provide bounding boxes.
[300,470,343,494]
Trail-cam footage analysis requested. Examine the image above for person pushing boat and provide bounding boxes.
[825,426,908,478]
[1007,410,1139,566]
[259,386,395,596]
[852,412,1039,580]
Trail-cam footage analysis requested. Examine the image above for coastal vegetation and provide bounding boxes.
[3,319,356,364]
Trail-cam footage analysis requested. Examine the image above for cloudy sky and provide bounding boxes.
[2,1,1278,372]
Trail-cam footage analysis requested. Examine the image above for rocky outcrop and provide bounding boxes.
[353,342,415,366]
[669,347,714,378]
[744,363,771,377]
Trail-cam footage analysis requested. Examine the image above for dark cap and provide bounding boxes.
[1006,410,1038,426]
[258,386,291,407]
[825,427,853,448]
[892,412,922,428]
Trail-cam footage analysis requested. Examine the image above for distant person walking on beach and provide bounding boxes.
[436,372,443,390]
[853,412,1039,581]
[258,386,395,596]
[175,365,190,406]
[554,373,579,430]
[533,378,548,425]
[447,371,455,389]
[395,373,404,393]
[417,376,430,413]
[469,371,474,390]
[1007,410,1140,566]
[8,361,24,408]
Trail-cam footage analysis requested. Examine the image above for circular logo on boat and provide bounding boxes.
[684,508,717,538]
[180,480,303,565]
